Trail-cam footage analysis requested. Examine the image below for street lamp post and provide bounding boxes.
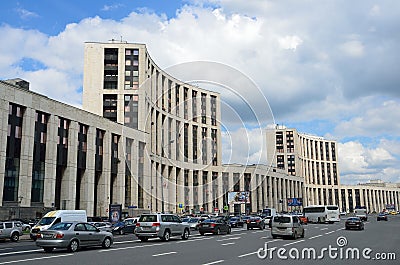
[161,139,175,213]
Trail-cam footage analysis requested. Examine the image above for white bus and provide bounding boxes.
[304,205,340,223]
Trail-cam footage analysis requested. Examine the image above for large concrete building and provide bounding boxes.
[0,41,398,220]
[266,125,400,212]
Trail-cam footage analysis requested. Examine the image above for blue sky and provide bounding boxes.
[1,0,400,185]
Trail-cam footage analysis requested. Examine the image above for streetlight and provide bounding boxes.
[161,139,175,213]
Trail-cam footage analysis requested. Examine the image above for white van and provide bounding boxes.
[271,214,305,239]
[30,210,87,240]
[354,208,368,221]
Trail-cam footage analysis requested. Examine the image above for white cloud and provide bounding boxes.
[278,35,303,51]
[340,40,365,58]
[102,4,124,11]
[15,8,39,20]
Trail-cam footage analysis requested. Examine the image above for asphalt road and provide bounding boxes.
[0,214,399,265]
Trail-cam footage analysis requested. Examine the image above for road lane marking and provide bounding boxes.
[320,228,328,230]
[252,231,264,233]
[0,254,73,265]
[152,251,177,257]
[283,240,305,247]
[238,251,258,258]
[114,240,139,244]
[176,238,212,244]
[336,228,344,231]
[203,260,224,265]
[0,249,42,257]
[309,234,323,239]
[221,242,235,246]
[216,237,241,242]
[325,231,335,235]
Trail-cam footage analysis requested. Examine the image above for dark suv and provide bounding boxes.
[135,214,190,242]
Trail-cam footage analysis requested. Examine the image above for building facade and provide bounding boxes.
[1,41,399,220]
[266,125,400,212]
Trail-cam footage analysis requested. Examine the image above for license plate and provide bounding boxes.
[43,234,53,239]
[203,224,209,227]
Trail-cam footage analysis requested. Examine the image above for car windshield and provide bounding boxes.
[203,219,216,223]
[230,217,238,221]
[49,222,72,230]
[38,217,55,226]
[188,218,199,223]
[273,216,291,223]
[139,215,157,222]
[182,218,190,222]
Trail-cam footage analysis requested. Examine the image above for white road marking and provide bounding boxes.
[216,237,241,242]
[152,251,177,257]
[283,240,305,247]
[0,249,42,257]
[221,242,235,246]
[238,251,258,258]
[0,254,73,265]
[325,231,335,235]
[320,228,328,231]
[309,234,323,239]
[203,260,224,265]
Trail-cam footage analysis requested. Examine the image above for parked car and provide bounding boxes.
[36,222,113,252]
[184,217,204,230]
[229,216,244,228]
[246,216,265,230]
[90,222,113,232]
[198,218,231,235]
[0,221,23,242]
[345,217,364,230]
[135,213,190,242]
[377,213,388,221]
[11,219,31,231]
[112,219,136,235]
[298,216,308,225]
[271,215,305,239]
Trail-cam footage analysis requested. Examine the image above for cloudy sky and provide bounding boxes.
[1,0,399,185]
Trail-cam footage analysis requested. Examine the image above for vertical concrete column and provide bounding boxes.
[98,131,111,217]
[176,169,184,214]
[277,178,282,212]
[117,136,125,205]
[257,175,263,209]
[372,189,377,212]
[61,120,78,209]
[43,115,57,208]
[130,140,138,209]
[187,170,193,211]
[217,171,224,212]
[167,167,176,213]
[0,99,9,205]
[273,177,278,209]
[18,107,35,207]
[79,126,96,215]
[282,179,287,212]
[268,175,273,208]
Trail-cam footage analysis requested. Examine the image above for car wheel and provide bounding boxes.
[119,229,124,235]
[293,231,298,239]
[272,234,277,239]
[227,227,231,234]
[200,232,205,236]
[215,228,221,235]
[247,227,250,230]
[162,230,171,241]
[10,232,19,242]
[181,229,189,240]
[139,237,148,242]
[102,237,112,249]
[301,231,305,238]
[68,239,79,252]
[43,247,53,253]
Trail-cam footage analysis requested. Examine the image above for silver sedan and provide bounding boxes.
[36,222,113,252]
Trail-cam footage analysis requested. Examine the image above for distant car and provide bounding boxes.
[0,221,23,242]
[185,218,204,230]
[11,219,31,231]
[229,217,244,228]
[246,217,265,230]
[112,219,137,235]
[377,213,388,221]
[198,218,231,235]
[345,217,364,230]
[271,215,304,239]
[90,222,113,232]
[36,222,113,252]
[389,211,397,215]
[135,213,190,242]
[298,216,308,225]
